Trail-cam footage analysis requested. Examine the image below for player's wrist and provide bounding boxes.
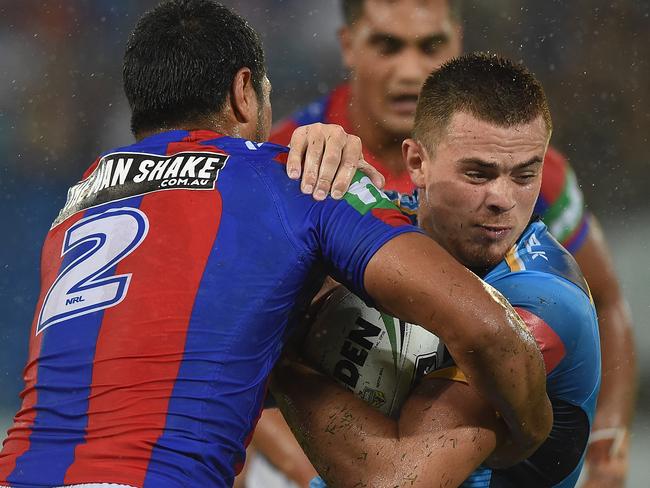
[309,476,327,488]
[585,428,629,484]
[288,463,320,487]
[587,427,628,461]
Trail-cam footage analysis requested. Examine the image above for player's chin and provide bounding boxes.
[464,246,506,273]
[382,113,416,136]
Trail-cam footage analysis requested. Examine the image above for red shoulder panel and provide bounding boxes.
[515,306,566,374]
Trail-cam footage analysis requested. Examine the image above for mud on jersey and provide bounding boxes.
[0,130,421,488]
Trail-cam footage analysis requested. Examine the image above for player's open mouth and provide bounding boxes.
[477,225,513,240]
[388,94,419,114]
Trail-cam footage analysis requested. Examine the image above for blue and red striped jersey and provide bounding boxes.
[271,84,591,252]
[0,130,419,488]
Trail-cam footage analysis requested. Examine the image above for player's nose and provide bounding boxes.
[485,179,516,213]
[394,47,430,84]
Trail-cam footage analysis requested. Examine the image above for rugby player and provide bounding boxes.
[262,1,636,486]
[272,53,601,488]
[0,2,551,487]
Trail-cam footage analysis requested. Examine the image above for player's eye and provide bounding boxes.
[419,38,446,55]
[373,38,403,55]
[513,172,538,184]
[465,171,489,182]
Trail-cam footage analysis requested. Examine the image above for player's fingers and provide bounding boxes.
[313,127,347,200]
[302,124,326,194]
[358,159,385,190]
[330,134,363,199]
[286,126,309,179]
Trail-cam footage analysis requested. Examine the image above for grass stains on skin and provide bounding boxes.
[471,426,480,443]
[439,471,454,488]
[402,472,418,486]
[324,405,358,435]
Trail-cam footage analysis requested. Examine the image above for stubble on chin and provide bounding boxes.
[460,243,505,274]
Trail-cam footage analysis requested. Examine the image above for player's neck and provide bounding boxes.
[418,210,495,278]
[347,99,408,177]
[134,113,248,142]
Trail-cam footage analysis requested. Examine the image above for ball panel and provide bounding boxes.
[304,287,445,417]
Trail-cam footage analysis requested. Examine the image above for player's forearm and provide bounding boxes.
[364,234,551,463]
[271,361,401,488]
[251,408,318,486]
[575,217,637,431]
[425,306,551,464]
[571,216,636,486]
[584,293,635,486]
[419,306,551,465]
[593,293,637,431]
[587,293,636,484]
[448,294,552,465]
[273,362,503,487]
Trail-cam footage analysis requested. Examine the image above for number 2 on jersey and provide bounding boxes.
[37,207,149,334]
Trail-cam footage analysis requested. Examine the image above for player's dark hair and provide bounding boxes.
[341,0,462,25]
[123,0,266,135]
[414,52,552,152]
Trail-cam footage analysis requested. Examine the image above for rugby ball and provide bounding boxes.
[303,287,445,418]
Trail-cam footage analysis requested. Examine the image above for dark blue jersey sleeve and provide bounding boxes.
[257,166,423,303]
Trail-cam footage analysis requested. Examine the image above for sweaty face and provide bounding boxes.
[342,0,461,137]
[417,112,549,273]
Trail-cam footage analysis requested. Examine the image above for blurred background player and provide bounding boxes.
[272,53,601,488]
[0,2,552,487]
[260,1,636,486]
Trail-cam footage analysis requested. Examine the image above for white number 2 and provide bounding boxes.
[37,207,149,334]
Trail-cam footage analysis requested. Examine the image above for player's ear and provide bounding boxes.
[230,67,257,124]
[403,139,426,189]
[338,26,355,70]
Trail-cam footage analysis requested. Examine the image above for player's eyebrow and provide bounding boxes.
[457,157,498,168]
[514,156,544,169]
[457,156,543,169]
[368,32,405,48]
[418,33,450,49]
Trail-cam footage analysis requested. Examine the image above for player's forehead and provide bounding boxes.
[356,0,454,40]
[438,112,548,164]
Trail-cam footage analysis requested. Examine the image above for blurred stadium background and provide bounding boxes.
[0,0,647,484]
